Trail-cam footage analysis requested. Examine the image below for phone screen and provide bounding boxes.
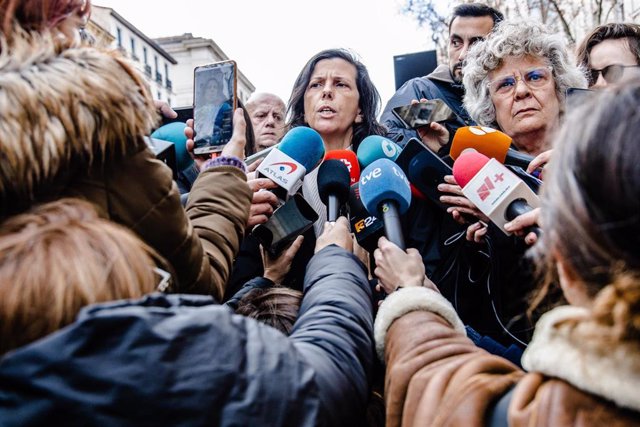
[193,61,237,155]
[391,100,453,129]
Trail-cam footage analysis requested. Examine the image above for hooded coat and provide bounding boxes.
[0,34,251,299]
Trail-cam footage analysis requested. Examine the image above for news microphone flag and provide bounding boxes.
[451,126,535,171]
[453,150,540,235]
[357,135,401,169]
[325,149,360,185]
[257,126,325,196]
[359,158,411,249]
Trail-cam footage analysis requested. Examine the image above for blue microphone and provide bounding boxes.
[357,135,401,169]
[359,158,411,249]
[257,126,325,200]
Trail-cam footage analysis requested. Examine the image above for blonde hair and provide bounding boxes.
[531,80,640,347]
[0,31,157,216]
[0,199,160,355]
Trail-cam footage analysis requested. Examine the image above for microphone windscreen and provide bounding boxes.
[278,126,326,172]
[451,126,512,162]
[357,135,401,169]
[359,158,412,216]
[151,122,192,171]
[317,159,351,205]
[452,151,490,188]
[325,150,360,185]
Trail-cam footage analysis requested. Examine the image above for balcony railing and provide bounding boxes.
[165,79,172,90]
[144,64,152,77]
[155,72,163,84]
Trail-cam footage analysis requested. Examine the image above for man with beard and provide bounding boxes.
[381,3,503,152]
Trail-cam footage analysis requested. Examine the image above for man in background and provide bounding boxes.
[381,3,503,151]
[245,92,286,151]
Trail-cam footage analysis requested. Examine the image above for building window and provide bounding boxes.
[143,47,148,64]
[130,38,138,61]
[116,27,122,47]
[157,91,162,101]
[164,63,169,80]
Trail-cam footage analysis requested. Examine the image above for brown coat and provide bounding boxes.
[375,287,640,426]
[0,35,251,299]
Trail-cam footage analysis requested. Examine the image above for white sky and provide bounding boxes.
[95,0,437,109]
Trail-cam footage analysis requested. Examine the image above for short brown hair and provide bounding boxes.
[576,23,640,83]
[235,287,302,335]
[0,198,160,355]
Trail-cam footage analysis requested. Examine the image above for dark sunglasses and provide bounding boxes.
[588,64,640,86]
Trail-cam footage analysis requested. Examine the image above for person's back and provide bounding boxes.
[0,202,374,426]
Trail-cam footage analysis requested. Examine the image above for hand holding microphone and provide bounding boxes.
[452,150,541,238]
[504,208,541,245]
[358,159,412,249]
[373,237,431,294]
[315,217,353,254]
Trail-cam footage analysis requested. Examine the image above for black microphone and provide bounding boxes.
[347,183,385,253]
[318,159,351,222]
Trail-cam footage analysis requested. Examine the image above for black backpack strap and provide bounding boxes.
[486,387,515,427]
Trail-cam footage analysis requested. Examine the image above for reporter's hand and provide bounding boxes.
[184,118,208,171]
[373,237,426,294]
[154,100,178,119]
[438,175,490,224]
[246,178,279,229]
[465,221,488,244]
[221,108,247,160]
[527,149,552,179]
[504,207,541,245]
[262,235,304,285]
[315,217,353,253]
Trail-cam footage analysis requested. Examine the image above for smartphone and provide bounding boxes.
[396,137,452,211]
[193,60,237,155]
[391,99,454,130]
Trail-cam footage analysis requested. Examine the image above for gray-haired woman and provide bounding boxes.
[463,20,587,156]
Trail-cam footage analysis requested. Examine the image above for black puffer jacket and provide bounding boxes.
[0,246,373,426]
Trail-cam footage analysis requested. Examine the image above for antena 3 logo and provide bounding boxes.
[263,161,298,185]
[269,162,298,174]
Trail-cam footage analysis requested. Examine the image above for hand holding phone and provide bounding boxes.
[193,60,237,155]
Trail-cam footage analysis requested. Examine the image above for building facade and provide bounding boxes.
[155,33,256,108]
[89,5,177,105]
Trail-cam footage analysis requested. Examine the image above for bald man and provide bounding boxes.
[245,92,286,151]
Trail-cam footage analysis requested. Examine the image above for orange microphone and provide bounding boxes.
[451,126,535,171]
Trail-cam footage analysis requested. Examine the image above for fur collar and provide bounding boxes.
[0,33,157,214]
[522,305,640,412]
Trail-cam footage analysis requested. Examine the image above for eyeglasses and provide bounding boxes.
[487,66,554,97]
[153,267,173,292]
[588,64,640,86]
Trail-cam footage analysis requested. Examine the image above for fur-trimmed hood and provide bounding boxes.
[0,33,158,216]
[523,305,640,412]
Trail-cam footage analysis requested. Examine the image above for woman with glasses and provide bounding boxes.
[463,20,587,156]
[576,23,640,88]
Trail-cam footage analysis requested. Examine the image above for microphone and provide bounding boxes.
[452,150,541,236]
[356,135,401,169]
[451,126,536,171]
[347,182,385,253]
[359,159,412,249]
[324,149,360,185]
[257,126,325,200]
[317,159,351,222]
